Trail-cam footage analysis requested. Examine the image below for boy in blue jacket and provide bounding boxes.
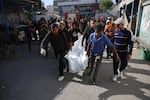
[84,24,120,85]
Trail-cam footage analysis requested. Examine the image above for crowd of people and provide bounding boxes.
[0,15,133,85]
[38,16,133,85]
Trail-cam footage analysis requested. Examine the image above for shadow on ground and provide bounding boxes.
[97,59,150,100]
[0,42,76,100]
[0,43,150,100]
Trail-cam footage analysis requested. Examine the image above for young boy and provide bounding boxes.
[84,24,120,85]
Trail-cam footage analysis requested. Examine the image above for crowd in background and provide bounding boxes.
[0,15,133,85]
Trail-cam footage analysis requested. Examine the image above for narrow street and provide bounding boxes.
[0,42,149,100]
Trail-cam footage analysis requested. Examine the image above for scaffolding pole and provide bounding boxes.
[0,0,9,32]
[130,0,135,24]
[31,4,36,21]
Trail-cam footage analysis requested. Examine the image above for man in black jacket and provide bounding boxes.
[40,23,69,81]
[39,24,48,44]
[82,19,96,49]
[25,20,33,52]
[68,22,81,43]
[60,21,73,50]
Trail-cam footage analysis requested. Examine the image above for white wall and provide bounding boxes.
[47,5,54,14]
[58,0,97,6]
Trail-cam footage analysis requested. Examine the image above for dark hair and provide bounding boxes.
[51,23,59,29]
[95,24,103,32]
[72,22,78,26]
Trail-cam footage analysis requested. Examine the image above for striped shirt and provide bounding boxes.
[113,29,133,54]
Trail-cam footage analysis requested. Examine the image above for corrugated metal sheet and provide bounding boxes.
[3,0,36,9]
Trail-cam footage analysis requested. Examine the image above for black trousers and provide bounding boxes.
[86,55,102,82]
[58,50,67,76]
[106,46,112,58]
[27,40,32,52]
[113,52,128,75]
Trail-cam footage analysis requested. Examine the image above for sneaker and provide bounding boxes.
[92,82,96,85]
[58,76,64,81]
[112,75,118,82]
[90,80,96,85]
[118,71,123,79]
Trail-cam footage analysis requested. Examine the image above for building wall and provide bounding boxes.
[0,12,28,25]
[54,0,100,14]
[47,5,54,14]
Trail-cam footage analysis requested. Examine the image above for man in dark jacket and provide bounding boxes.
[112,17,133,82]
[40,23,69,81]
[60,21,73,50]
[39,24,48,43]
[82,19,96,49]
[69,22,81,43]
[25,20,33,52]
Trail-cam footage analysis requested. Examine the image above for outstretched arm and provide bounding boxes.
[86,43,91,57]
[40,32,51,49]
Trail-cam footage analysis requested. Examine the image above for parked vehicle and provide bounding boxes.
[16,25,27,42]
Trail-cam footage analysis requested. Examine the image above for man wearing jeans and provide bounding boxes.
[85,24,120,85]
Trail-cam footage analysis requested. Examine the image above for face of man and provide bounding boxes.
[90,20,95,27]
[60,23,65,30]
[72,24,76,29]
[52,27,59,34]
[95,31,102,38]
[117,23,124,30]
[107,22,111,25]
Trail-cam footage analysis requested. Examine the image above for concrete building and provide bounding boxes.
[54,0,101,17]
[53,0,67,14]
[47,5,54,14]
[0,0,38,26]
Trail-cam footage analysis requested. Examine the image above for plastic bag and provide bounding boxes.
[65,48,88,73]
[65,34,88,73]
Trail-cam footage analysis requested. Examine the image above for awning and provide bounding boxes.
[2,0,37,10]
[142,0,150,6]
[108,5,120,17]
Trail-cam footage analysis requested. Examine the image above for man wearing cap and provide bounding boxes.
[84,24,120,85]
[112,17,133,82]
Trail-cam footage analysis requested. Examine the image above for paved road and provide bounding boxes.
[0,42,150,100]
